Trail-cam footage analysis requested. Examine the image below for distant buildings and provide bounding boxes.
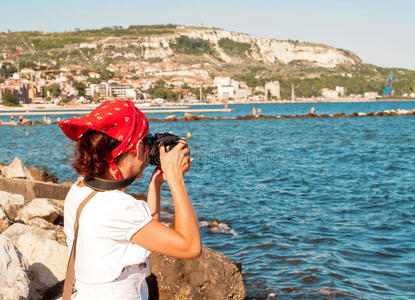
[321,86,346,99]
[214,76,250,100]
[0,79,30,103]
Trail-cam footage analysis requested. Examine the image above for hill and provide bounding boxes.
[1,25,414,98]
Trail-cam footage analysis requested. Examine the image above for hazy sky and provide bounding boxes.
[1,0,414,70]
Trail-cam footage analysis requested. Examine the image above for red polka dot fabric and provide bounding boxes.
[58,100,149,179]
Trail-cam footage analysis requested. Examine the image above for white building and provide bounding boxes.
[218,85,235,99]
[108,82,138,100]
[88,72,101,79]
[265,81,281,99]
[321,88,339,99]
[335,86,346,97]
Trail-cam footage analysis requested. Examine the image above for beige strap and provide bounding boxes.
[63,190,98,300]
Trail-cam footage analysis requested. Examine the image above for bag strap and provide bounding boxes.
[63,190,98,300]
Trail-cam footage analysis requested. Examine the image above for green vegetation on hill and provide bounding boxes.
[236,64,415,98]
[170,36,216,56]
[218,38,251,57]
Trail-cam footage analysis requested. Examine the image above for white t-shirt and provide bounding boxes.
[64,181,153,286]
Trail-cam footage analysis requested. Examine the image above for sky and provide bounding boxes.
[1,0,414,70]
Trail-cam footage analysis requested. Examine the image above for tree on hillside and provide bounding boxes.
[0,62,17,78]
[2,90,19,106]
[45,83,61,98]
[73,81,86,96]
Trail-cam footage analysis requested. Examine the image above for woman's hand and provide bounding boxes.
[150,168,166,187]
[159,139,192,181]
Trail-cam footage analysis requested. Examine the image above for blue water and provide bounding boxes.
[1,102,415,299]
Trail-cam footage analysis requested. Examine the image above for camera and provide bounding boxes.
[144,132,187,167]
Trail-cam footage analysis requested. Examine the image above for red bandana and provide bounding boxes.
[58,100,149,179]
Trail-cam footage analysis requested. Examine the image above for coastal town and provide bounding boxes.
[1,59,410,106]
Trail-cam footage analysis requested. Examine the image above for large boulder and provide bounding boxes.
[1,157,27,178]
[16,198,61,224]
[3,224,68,300]
[0,191,25,220]
[0,235,31,300]
[148,247,246,300]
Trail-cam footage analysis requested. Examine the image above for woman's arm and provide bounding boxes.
[131,141,201,259]
[146,169,165,221]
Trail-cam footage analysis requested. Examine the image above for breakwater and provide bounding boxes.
[1,108,414,126]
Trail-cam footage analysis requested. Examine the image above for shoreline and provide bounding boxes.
[2,97,415,113]
[1,108,414,126]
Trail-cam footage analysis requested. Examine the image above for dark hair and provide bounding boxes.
[72,130,121,178]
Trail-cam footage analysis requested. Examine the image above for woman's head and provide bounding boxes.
[58,100,149,179]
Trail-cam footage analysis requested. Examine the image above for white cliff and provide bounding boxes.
[87,28,360,68]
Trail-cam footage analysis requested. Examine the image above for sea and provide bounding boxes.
[1,101,415,299]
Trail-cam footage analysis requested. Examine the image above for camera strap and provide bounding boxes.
[83,175,138,191]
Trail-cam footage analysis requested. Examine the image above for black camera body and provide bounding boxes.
[145,132,186,167]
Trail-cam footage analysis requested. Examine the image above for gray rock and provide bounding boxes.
[16,198,61,224]
[2,157,27,178]
[0,191,25,221]
[148,247,246,300]
[0,235,31,300]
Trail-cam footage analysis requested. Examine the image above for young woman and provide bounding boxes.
[58,100,201,300]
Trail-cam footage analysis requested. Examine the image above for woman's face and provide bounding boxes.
[130,140,150,179]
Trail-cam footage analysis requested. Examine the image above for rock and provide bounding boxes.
[390,110,400,116]
[215,115,222,120]
[397,109,412,116]
[196,115,207,120]
[16,198,61,224]
[27,166,59,183]
[148,247,246,300]
[0,191,25,220]
[184,112,197,121]
[0,235,31,300]
[373,111,384,116]
[164,115,177,121]
[22,119,33,125]
[3,223,57,243]
[3,224,68,300]
[0,207,11,233]
[317,114,331,118]
[2,157,27,179]
[357,112,366,117]
[25,218,66,245]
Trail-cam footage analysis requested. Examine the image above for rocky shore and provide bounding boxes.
[0,157,246,300]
